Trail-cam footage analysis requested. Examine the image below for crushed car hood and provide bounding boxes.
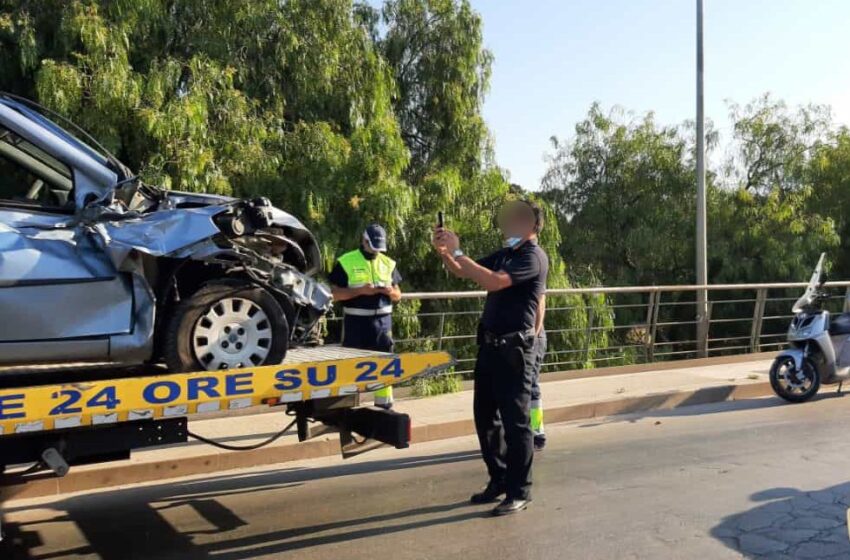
[0,190,321,283]
[165,190,314,233]
[152,190,321,274]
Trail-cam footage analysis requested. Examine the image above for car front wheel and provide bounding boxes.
[164,282,290,372]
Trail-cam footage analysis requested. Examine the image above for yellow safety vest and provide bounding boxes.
[337,250,396,316]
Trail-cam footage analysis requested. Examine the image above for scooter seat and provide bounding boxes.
[829,313,850,335]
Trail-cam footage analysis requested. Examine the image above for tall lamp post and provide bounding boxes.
[695,0,709,357]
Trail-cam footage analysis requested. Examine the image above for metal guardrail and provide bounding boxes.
[325,282,850,378]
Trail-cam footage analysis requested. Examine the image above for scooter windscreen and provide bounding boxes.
[792,252,826,313]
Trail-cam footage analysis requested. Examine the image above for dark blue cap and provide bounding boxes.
[363,223,388,252]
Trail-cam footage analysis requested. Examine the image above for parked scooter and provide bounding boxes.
[770,253,850,402]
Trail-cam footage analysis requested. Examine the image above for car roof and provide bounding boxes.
[0,95,112,169]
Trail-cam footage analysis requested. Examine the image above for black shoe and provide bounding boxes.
[492,497,531,516]
[533,435,547,451]
[470,482,506,504]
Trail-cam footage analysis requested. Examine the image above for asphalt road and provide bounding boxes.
[5,393,850,559]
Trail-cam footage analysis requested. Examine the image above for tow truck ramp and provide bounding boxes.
[0,347,454,479]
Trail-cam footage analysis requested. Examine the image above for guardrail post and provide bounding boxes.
[645,291,658,362]
[749,288,767,353]
[650,292,662,362]
[583,306,594,366]
[696,290,710,358]
[701,300,713,357]
[436,312,446,350]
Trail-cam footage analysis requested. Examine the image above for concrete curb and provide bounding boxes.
[391,352,778,399]
[1,380,774,502]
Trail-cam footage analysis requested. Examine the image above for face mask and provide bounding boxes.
[504,236,523,248]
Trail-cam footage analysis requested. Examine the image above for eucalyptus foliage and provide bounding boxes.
[542,98,841,288]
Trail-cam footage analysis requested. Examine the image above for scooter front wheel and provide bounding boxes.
[770,355,820,403]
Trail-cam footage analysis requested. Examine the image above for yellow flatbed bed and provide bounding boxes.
[0,347,454,492]
[0,347,453,436]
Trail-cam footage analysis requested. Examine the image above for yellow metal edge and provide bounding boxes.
[0,351,454,435]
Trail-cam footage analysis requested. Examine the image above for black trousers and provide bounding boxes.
[473,338,535,500]
[342,314,394,352]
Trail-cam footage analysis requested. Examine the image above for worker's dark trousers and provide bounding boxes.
[473,337,535,500]
[342,314,394,352]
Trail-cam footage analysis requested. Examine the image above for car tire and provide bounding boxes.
[163,281,290,372]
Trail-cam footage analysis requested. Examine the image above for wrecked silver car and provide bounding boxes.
[0,93,331,372]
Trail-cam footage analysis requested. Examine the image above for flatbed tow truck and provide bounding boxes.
[0,347,454,540]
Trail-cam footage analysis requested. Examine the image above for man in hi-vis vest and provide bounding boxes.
[329,224,402,409]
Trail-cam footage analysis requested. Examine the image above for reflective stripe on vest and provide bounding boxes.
[374,385,394,405]
[344,306,394,317]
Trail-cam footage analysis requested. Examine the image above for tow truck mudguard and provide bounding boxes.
[341,407,410,449]
[289,396,412,458]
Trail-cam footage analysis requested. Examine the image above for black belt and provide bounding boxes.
[480,328,536,348]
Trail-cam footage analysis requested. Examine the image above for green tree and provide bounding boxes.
[541,104,698,287]
[541,99,839,287]
[725,94,831,194]
[379,0,493,182]
[807,128,850,277]
[709,185,837,284]
[715,96,838,282]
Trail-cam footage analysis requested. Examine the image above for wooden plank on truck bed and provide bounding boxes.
[0,348,453,436]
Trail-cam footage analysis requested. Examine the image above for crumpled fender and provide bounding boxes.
[93,197,320,273]
[268,208,321,275]
[90,206,224,269]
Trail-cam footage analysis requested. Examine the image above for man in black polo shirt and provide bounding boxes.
[432,200,549,516]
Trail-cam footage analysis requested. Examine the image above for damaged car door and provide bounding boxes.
[0,123,134,364]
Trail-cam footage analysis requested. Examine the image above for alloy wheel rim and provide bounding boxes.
[776,358,814,394]
[192,297,272,370]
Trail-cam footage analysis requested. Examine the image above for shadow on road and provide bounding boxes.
[1,449,482,559]
[712,483,850,559]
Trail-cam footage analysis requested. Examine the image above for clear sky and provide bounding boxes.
[477,0,850,189]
